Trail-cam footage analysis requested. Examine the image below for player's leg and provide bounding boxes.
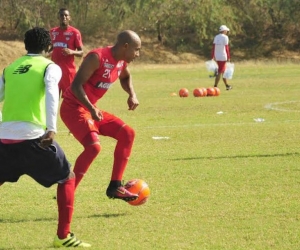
[60,100,101,189]
[54,171,91,247]
[222,77,232,90]
[0,140,24,186]
[214,61,223,87]
[24,139,91,247]
[73,132,101,189]
[214,74,221,87]
[98,112,138,201]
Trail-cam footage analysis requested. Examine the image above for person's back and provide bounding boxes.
[211,25,232,90]
[0,27,90,248]
[2,56,52,131]
[213,33,229,61]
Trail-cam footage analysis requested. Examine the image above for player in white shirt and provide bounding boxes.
[211,25,232,90]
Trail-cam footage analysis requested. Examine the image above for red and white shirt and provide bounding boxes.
[50,25,83,73]
[63,46,127,105]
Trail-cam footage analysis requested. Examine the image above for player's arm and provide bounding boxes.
[225,45,230,62]
[73,46,83,57]
[62,46,83,57]
[40,63,61,147]
[119,67,139,111]
[71,53,102,121]
[211,44,215,60]
[0,74,4,102]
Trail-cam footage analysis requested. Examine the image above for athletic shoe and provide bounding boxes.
[53,233,91,248]
[226,85,232,90]
[106,186,138,201]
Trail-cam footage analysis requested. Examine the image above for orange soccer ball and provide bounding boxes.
[214,87,220,96]
[201,87,207,96]
[193,88,204,97]
[125,179,150,206]
[206,87,216,96]
[179,88,189,97]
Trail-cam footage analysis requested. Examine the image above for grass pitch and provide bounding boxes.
[0,61,300,249]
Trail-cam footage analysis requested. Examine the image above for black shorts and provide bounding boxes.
[0,139,71,187]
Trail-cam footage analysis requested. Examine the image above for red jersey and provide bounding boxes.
[50,25,83,73]
[63,46,127,105]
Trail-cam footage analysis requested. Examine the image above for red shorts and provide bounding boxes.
[217,61,226,74]
[59,68,76,96]
[60,99,126,143]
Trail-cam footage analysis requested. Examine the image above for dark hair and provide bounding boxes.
[24,27,52,53]
[59,8,68,12]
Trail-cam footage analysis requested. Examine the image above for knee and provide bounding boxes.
[68,171,76,179]
[117,125,135,143]
[85,142,101,157]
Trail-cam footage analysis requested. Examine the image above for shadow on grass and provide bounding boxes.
[88,212,128,218]
[0,212,128,224]
[172,152,300,160]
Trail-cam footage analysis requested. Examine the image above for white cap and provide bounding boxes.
[219,25,230,32]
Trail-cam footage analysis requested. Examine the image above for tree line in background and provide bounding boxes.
[0,0,299,59]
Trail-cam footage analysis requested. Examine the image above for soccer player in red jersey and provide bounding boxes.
[49,8,83,96]
[60,30,141,201]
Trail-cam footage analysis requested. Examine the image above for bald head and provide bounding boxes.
[116,30,141,46]
[113,30,141,63]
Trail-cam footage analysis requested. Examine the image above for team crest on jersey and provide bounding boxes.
[117,61,124,67]
[51,31,59,40]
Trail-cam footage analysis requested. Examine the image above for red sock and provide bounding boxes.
[74,143,101,189]
[56,177,75,239]
[111,126,135,180]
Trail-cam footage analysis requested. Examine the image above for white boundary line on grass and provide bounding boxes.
[264,100,300,112]
[58,119,300,133]
[58,101,300,133]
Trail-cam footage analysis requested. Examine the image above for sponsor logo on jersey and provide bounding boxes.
[53,42,67,48]
[63,32,74,36]
[95,82,112,89]
[13,65,32,74]
[104,62,114,69]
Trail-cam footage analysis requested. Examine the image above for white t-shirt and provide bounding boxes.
[213,33,229,61]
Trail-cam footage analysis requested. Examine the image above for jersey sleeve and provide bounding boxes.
[74,30,83,49]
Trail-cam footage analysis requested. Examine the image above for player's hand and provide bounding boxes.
[128,95,139,110]
[40,131,55,148]
[90,107,103,121]
[62,48,72,56]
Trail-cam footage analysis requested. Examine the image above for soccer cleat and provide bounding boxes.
[53,233,91,248]
[226,85,232,90]
[106,186,138,202]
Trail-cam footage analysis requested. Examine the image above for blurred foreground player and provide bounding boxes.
[0,27,90,248]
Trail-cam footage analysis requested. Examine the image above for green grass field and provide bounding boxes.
[1,62,300,250]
